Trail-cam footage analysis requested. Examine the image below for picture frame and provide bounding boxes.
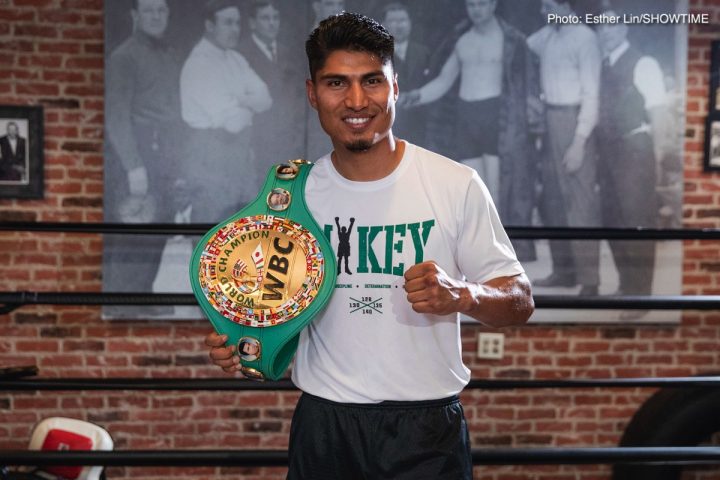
[710,40,720,113]
[0,105,44,199]
[704,112,720,172]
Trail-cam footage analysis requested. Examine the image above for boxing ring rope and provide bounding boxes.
[1,376,719,467]
[1,447,720,467]
[1,292,719,315]
[1,376,720,391]
[2,222,719,469]
[2,221,720,239]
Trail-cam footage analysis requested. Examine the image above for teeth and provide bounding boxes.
[345,117,369,125]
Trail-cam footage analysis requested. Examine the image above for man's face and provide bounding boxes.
[241,342,259,356]
[6,123,18,138]
[384,9,411,44]
[133,0,169,39]
[250,4,280,44]
[307,50,398,153]
[207,7,241,50]
[596,11,627,55]
[314,0,345,19]
[466,0,496,25]
[541,0,571,17]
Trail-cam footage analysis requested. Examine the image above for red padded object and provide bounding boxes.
[40,428,93,479]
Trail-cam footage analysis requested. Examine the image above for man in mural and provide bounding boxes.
[400,0,539,259]
[0,122,26,182]
[596,7,671,318]
[180,0,272,221]
[311,0,347,28]
[104,0,182,316]
[380,2,431,145]
[238,0,305,170]
[205,13,533,478]
[528,0,601,296]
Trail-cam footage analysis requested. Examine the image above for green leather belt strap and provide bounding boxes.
[190,160,336,381]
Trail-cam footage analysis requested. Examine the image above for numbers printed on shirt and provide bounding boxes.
[349,296,383,315]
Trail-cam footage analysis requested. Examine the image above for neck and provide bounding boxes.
[331,135,405,182]
[472,15,497,33]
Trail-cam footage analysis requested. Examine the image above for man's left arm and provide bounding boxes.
[236,53,272,114]
[563,29,601,172]
[635,56,672,161]
[404,261,534,328]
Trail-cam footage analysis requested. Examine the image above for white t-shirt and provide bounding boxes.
[292,142,524,403]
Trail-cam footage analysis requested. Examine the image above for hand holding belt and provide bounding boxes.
[190,160,337,380]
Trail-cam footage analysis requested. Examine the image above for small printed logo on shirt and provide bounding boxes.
[349,296,383,315]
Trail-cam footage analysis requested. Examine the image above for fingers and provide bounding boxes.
[403,261,463,316]
[206,332,242,373]
[205,331,227,347]
[404,262,440,293]
[403,261,437,282]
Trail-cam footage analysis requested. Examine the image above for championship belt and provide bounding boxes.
[190,160,336,381]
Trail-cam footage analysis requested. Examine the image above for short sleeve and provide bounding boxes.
[634,56,667,110]
[455,171,525,284]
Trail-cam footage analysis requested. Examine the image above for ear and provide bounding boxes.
[392,71,399,102]
[306,78,318,110]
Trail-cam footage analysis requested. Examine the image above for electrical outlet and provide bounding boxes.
[477,333,504,360]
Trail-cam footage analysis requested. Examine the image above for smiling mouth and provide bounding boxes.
[344,117,371,127]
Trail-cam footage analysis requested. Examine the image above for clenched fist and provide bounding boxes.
[403,261,470,316]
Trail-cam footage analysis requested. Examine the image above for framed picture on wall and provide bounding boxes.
[704,112,720,172]
[710,40,720,113]
[0,105,44,199]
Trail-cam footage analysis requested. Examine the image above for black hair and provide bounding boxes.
[556,0,578,9]
[305,12,394,80]
[203,0,240,22]
[249,0,279,19]
[380,2,409,20]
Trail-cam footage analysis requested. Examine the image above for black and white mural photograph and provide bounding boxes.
[103,0,687,323]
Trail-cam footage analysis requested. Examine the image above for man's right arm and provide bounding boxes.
[413,47,461,106]
[106,49,148,196]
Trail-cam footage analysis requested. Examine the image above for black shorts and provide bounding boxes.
[287,392,472,480]
[455,96,501,159]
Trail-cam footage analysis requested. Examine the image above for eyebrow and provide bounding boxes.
[317,70,386,82]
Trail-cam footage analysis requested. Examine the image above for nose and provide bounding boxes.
[345,83,368,110]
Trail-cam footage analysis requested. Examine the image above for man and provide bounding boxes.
[528,0,601,295]
[206,13,533,478]
[596,7,670,319]
[238,0,305,170]
[180,0,272,221]
[380,2,431,144]
[104,0,182,315]
[0,122,26,181]
[311,0,346,28]
[401,0,537,219]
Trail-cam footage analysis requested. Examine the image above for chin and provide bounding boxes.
[345,140,373,152]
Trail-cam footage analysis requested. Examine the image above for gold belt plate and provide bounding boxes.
[198,215,326,327]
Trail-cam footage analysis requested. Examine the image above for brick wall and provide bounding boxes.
[1,0,719,479]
